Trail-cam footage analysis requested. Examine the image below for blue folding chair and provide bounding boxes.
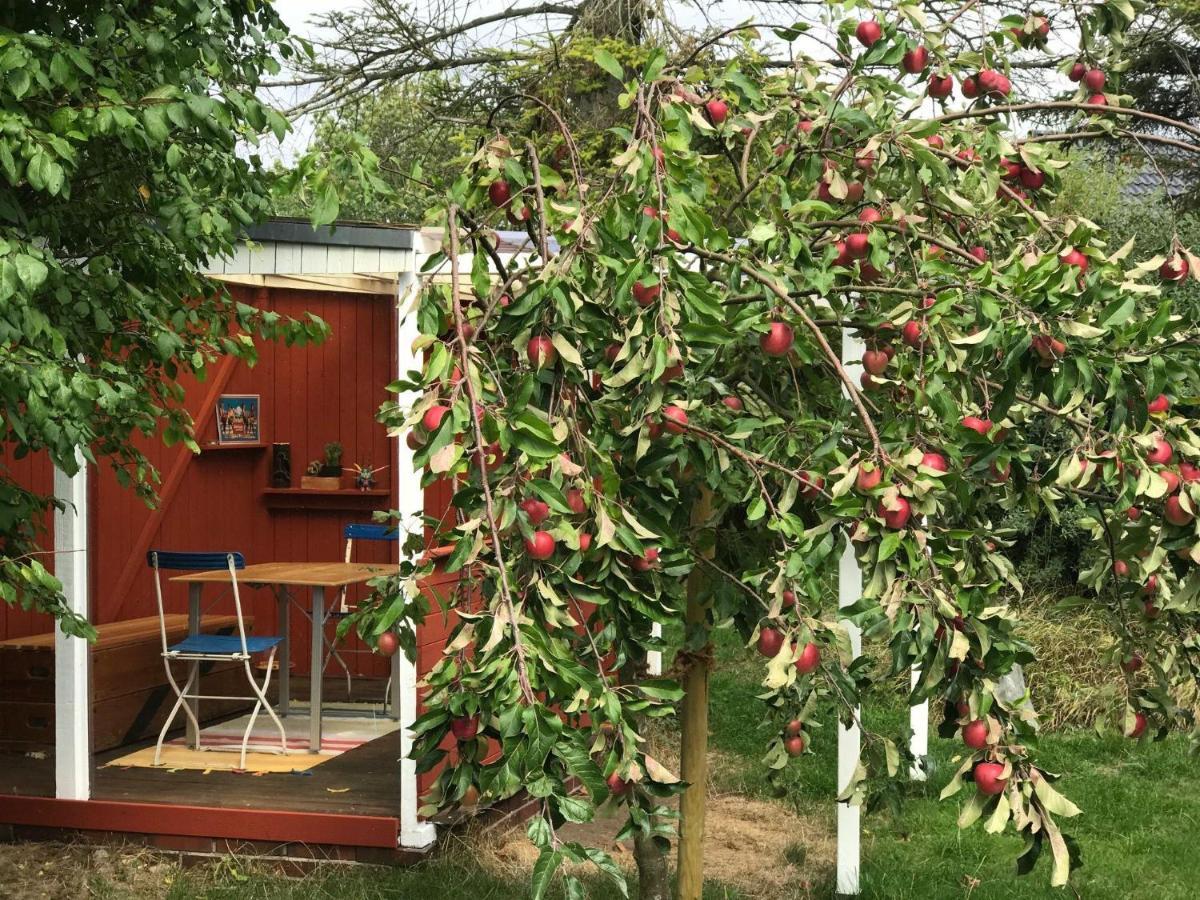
[148,550,287,769]
[322,524,399,706]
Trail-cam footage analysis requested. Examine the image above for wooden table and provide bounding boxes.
[171,562,399,751]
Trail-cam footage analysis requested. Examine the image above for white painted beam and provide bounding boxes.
[53,455,90,801]
[395,263,437,850]
[910,667,929,780]
[837,330,863,895]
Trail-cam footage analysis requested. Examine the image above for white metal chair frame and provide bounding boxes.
[149,550,288,769]
[319,524,399,713]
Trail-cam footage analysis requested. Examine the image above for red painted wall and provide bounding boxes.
[1,285,433,681]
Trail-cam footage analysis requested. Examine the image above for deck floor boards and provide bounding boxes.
[1,677,404,819]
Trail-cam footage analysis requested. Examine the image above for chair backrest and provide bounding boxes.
[339,524,398,611]
[147,550,249,655]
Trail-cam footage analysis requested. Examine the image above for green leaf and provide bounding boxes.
[593,48,624,82]
[530,848,562,900]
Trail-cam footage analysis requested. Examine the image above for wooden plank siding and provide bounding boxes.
[0,285,429,684]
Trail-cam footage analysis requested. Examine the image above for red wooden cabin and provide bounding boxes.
[0,220,474,861]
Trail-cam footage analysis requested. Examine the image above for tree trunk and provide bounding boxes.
[676,488,713,900]
[617,654,670,900]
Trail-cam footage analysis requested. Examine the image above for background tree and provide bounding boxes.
[0,2,379,633]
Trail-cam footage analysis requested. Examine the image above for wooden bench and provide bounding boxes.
[0,614,256,753]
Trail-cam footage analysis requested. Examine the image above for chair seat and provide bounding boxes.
[167,634,282,656]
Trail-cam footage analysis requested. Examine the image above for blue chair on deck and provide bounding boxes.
[148,550,288,769]
[322,524,399,704]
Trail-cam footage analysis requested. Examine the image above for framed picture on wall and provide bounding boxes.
[215,394,261,444]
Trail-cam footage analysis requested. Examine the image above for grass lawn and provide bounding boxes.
[699,626,1200,899]
[10,627,1198,899]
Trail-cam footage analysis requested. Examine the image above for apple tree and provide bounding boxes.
[355,1,1200,895]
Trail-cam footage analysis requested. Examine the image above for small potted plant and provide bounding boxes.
[300,442,345,490]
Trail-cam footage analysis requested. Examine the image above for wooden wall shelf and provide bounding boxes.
[199,442,267,452]
[261,488,391,512]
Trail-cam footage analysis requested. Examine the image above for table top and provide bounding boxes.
[170,561,400,588]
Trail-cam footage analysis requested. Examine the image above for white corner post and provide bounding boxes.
[395,263,437,850]
[837,330,863,895]
[909,668,929,780]
[53,454,90,801]
[647,623,663,676]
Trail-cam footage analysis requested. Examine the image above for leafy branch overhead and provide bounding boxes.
[346,1,1200,895]
[0,3,385,635]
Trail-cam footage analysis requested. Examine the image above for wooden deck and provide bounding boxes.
[0,676,403,818]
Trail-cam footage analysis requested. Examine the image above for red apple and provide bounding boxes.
[1127,506,1142,521]
[795,641,820,675]
[962,719,989,750]
[606,771,630,796]
[422,404,450,433]
[902,320,924,348]
[525,531,556,560]
[1083,68,1106,91]
[1088,92,1108,107]
[1165,496,1194,526]
[1127,711,1147,739]
[845,181,864,203]
[1148,394,1170,415]
[902,46,929,74]
[845,232,870,259]
[961,416,992,436]
[973,761,1007,795]
[858,206,884,225]
[406,430,424,451]
[1161,470,1181,494]
[376,631,399,657]
[451,715,480,741]
[784,734,806,757]
[761,321,795,357]
[879,496,912,529]
[969,245,989,263]
[797,119,814,134]
[578,533,592,552]
[528,335,558,368]
[1113,559,1129,577]
[567,488,586,514]
[631,547,659,571]
[1020,168,1045,190]
[785,718,803,737]
[705,98,728,125]
[926,74,953,99]
[799,471,825,499]
[1068,62,1086,82]
[1146,436,1173,466]
[921,452,949,473]
[1060,247,1088,271]
[663,405,689,435]
[926,133,945,149]
[961,75,978,98]
[856,464,883,492]
[632,281,661,307]
[757,626,785,657]
[520,497,550,525]
[1180,462,1200,483]
[1161,255,1190,281]
[1144,600,1160,619]
[1144,574,1159,595]
[1121,654,1143,673]
[862,350,889,375]
[488,179,511,207]
[722,396,743,412]
[989,461,1011,483]
[855,19,882,47]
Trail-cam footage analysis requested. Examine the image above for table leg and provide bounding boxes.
[310,587,325,752]
[187,584,201,749]
[277,587,290,717]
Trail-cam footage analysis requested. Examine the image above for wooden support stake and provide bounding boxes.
[675,487,713,900]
